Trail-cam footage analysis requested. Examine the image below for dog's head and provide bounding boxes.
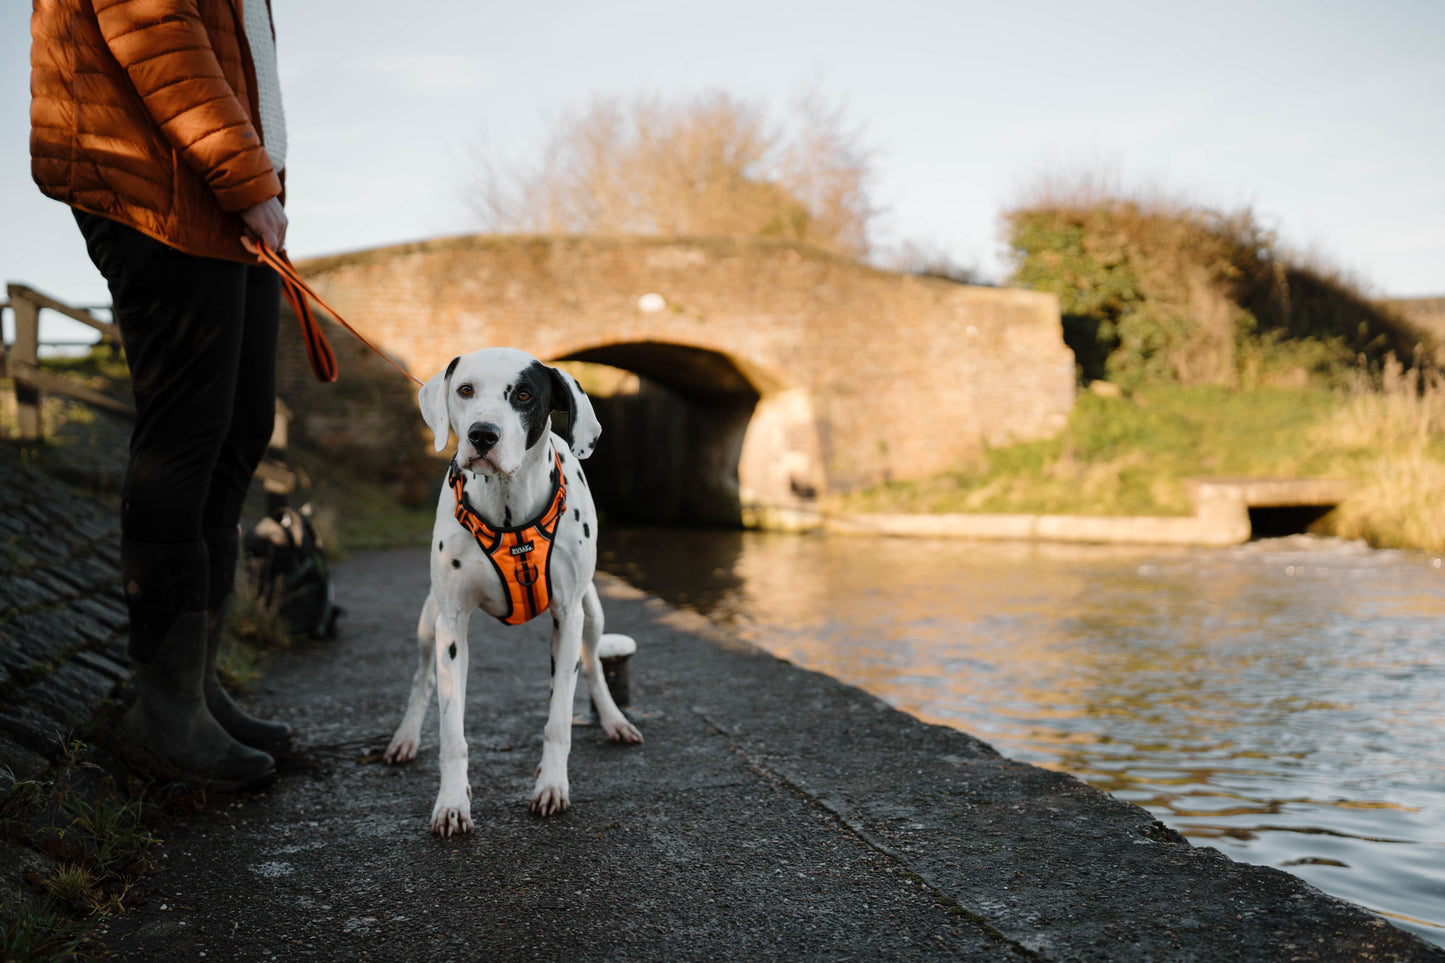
[418,348,601,476]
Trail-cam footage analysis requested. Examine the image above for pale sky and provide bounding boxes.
[4,0,1442,344]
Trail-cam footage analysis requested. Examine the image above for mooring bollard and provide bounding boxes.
[592,632,636,715]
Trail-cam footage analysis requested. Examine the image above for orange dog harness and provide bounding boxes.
[449,449,567,626]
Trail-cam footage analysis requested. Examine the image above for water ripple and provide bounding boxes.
[600,529,1445,948]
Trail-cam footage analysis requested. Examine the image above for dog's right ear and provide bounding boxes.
[418,357,458,453]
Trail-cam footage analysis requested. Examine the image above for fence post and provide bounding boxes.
[8,286,42,440]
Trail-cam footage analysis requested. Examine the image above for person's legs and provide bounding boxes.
[203,262,280,533]
[197,264,292,751]
[75,211,275,790]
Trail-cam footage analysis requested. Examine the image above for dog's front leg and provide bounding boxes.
[385,591,440,764]
[531,600,583,816]
[431,605,474,836]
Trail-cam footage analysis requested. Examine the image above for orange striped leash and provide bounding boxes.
[255,242,423,387]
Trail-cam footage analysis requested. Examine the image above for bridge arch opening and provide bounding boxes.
[553,342,823,528]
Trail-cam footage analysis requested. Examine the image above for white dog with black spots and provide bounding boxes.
[384,347,642,835]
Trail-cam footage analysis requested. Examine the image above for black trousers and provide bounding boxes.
[74,211,280,548]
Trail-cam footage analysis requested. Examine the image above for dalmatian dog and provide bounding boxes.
[383,347,642,835]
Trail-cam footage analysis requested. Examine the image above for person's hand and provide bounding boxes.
[239,196,288,257]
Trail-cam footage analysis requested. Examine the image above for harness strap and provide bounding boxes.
[255,242,423,387]
[450,448,568,626]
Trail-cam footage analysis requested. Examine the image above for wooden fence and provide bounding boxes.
[1,283,133,440]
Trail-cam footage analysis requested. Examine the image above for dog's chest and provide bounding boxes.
[433,450,597,624]
[438,526,520,618]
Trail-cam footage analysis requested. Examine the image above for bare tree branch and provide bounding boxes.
[465,87,875,259]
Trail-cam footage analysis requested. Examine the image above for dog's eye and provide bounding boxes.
[516,390,532,402]
[457,384,474,398]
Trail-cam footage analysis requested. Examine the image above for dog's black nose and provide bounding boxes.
[468,422,501,453]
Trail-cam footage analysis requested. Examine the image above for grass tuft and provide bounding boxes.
[1,742,157,960]
[1316,358,1445,551]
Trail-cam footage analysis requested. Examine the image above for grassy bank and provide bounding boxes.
[837,369,1445,553]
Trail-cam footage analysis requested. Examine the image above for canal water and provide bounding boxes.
[598,528,1445,947]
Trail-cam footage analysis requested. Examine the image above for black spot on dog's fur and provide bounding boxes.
[550,656,556,677]
[511,361,560,450]
[583,522,591,539]
[504,507,513,527]
[438,540,444,551]
[449,642,457,660]
[445,356,460,379]
[573,508,579,521]
[452,559,460,569]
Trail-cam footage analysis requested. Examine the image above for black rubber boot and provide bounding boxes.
[202,525,293,755]
[116,539,276,792]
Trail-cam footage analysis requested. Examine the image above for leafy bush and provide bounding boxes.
[1003,188,1429,390]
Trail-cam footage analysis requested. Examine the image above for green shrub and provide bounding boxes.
[1003,188,1429,390]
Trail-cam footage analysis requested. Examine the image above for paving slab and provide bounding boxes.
[99,547,1443,962]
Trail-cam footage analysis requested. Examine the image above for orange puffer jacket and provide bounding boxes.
[30,0,283,264]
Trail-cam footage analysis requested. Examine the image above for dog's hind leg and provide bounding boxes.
[580,583,642,745]
[384,591,440,765]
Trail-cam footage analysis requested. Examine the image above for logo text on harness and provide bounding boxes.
[510,541,535,556]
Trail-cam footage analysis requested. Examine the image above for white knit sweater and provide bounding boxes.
[241,0,287,174]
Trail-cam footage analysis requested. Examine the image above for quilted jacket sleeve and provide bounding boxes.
[92,0,281,213]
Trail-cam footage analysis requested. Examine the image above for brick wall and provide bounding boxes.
[0,454,130,803]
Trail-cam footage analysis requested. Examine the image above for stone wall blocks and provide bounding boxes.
[0,577,37,617]
[5,575,63,614]
[0,740,51,801]
[101,640,129,669]
[33,661,116,727]
[46,562,102,597]
[11,502,51,528]
[71,649,129,684]
[0,631,30,685]
[27,570,81,605]
[66,610,115,649]
[6,611,75,665]
[72,597,129,636]
[0,703,69,758]
[26,683,89,730]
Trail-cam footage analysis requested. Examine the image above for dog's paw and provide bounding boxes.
[529,772,570,817]
[602,716,643,744]
[383,733,419,765]
[430,791,474,836]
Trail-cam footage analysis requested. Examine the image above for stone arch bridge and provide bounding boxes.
[285,235,1074,527]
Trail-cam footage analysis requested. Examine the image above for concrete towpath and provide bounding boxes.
[100,547,1442,962]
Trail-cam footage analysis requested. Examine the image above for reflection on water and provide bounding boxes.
[599,528,1445,947]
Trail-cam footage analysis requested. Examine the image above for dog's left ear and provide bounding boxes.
[548,367,602,459]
